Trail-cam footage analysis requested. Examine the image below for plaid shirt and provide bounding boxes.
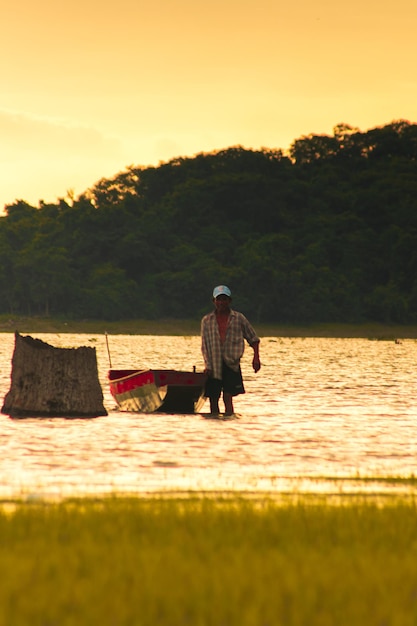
[201,309,260,379]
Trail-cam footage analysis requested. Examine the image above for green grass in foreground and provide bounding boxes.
[1,497,417,625]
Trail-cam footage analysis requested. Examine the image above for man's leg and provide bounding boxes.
[223,392,234,416]
[221,362,244,415]
[210,397,220,414]
[205,377,222,415]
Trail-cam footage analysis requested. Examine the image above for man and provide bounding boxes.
[201,285,261,416]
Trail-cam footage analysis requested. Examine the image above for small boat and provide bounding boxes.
[108,368,207,414]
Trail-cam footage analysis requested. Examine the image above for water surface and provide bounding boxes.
[0,333,416,499]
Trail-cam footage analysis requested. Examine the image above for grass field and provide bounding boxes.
[1,495,417,625]
[1,314,417,338]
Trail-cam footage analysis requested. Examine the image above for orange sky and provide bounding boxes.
[2,0,416,210]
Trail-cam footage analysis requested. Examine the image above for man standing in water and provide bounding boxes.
[201,285,261,416]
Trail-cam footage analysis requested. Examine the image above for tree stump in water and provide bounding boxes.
[1,332,108,418]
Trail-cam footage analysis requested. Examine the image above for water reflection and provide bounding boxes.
[0,333,416,498]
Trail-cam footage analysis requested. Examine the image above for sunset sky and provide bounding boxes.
[2,0,416,210]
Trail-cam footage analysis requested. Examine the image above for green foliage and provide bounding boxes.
[1,497,417,625]
[2,121,417,323]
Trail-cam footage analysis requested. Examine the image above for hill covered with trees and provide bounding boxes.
[1,120,417,325]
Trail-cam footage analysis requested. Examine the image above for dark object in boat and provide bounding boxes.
[108,368,207,414]
[1,332,107,418]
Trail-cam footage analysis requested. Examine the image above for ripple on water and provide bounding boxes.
[0,333,417,498]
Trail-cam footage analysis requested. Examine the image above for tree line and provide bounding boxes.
[1,119,417,325]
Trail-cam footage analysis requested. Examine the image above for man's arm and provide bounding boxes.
[201,317,212,375]
[239,313,261,372]
[251,341,261,373]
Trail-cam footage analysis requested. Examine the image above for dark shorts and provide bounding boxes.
[204,361,245,399]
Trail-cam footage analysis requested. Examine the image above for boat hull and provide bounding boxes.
[108,369,207,414]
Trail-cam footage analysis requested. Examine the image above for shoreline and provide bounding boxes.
[1,315,417,338]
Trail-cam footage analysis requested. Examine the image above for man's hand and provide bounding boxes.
[252,357,261,373]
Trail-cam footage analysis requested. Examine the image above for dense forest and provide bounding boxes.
[2,120,417,325]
